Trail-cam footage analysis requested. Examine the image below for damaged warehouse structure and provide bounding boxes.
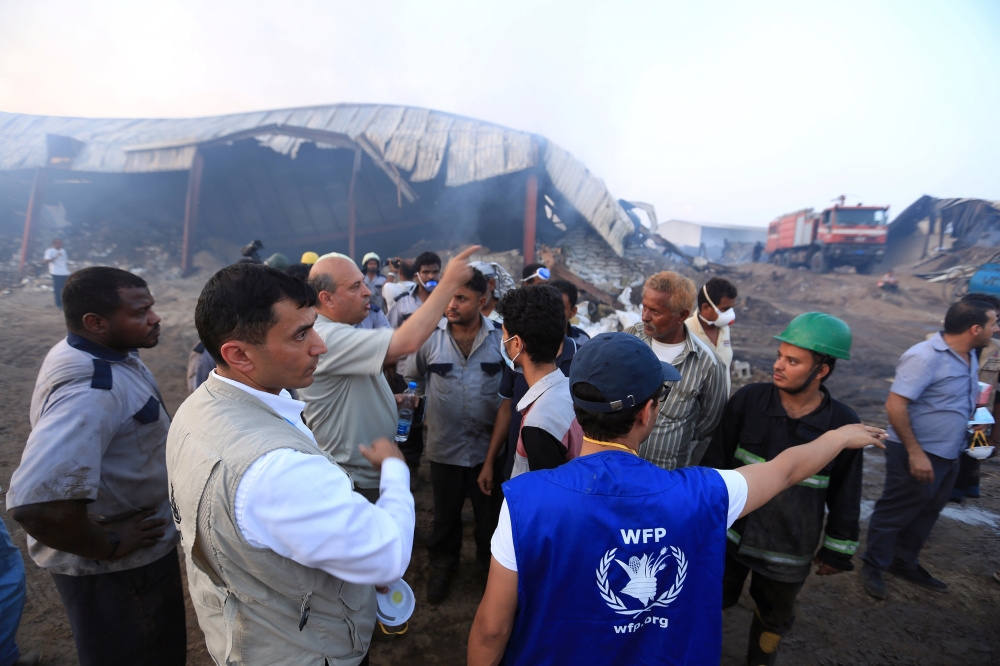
[0,105,647,289]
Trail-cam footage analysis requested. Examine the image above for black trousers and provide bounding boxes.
[427,461,493,571]
[862,440,960,571]
[50,547,187,666]
[722,551,804,634]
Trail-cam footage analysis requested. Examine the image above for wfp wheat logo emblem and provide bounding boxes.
[596,531,687,618]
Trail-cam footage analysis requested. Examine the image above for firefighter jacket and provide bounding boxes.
[702,383,862,583]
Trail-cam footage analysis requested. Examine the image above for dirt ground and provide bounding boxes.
[2,263,1000,665]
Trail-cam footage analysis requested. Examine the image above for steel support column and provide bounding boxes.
[348,149,362,262]
[181,151,204,276]
[522,173,538,268]
[18,168,48,274]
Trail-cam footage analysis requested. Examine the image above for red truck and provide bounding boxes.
[764,202,889,274]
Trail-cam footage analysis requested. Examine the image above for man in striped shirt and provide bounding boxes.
[625,271,727,470]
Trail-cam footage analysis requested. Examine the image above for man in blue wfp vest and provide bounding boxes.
[467,332,887,665]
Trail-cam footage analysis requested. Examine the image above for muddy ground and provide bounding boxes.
[2,262,1000,665]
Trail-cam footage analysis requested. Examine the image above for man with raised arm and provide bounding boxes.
[468,332,885,666]
[167,263,415,666]
[301,247,479,499]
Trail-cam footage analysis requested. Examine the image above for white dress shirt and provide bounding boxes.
[213,372,415,585]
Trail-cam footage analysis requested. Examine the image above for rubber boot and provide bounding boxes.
[746,609,782,666]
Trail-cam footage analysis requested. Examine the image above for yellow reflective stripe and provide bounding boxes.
[823,536,858,554]
[797,475,830,489]
[736,545,814,567]
[734,446,765,465]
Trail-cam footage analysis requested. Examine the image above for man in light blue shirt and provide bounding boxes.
[862,299,998,599]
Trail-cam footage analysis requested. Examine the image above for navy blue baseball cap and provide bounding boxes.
[570,332,682,412]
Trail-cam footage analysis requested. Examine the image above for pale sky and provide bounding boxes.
[1,0,997,227]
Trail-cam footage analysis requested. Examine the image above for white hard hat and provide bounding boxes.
[362,252,381,265]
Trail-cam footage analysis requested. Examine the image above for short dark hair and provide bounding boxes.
[464,268,488,295]
[63,267,148,331]
[572,382,661,441]
[414,252,441,273]
[496,285,566,364]
[963,292,1000,312]
[398,260,416,281]
[550,279,579,308]
[808,352,837,383]
[944,299,993,335]
[522,262,547,280]
[285,263,311,280]
[697,277,738,309]
[196,263,318,367]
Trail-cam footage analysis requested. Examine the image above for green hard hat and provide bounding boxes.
[773,312,852,360]
[265,253,289,270]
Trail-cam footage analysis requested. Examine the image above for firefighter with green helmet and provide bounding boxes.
[703,312,861,666]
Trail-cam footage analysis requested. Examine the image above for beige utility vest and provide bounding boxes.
[166,375,376,666]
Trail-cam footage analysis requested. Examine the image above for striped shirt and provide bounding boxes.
[625,323,728,470]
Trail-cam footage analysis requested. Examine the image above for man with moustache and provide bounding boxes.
[702,312,859,666]
[625,271,728,470]
[406,269,504,604]
[166,263,415,665]
[862,299,997,600]
[7,267,186,666]
[301,249,478,500]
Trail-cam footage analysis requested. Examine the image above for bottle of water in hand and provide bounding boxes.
[395,382,419,442]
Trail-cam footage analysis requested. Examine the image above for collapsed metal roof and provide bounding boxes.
[0,104,634,255]
[888,195,1000,247]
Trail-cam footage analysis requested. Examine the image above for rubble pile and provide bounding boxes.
[558,227,681,295]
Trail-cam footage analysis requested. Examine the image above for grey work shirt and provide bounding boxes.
[405,315,504,467]
[299,315,396,489]
[887,332,979,459]
[364,273,387,312]
[387,285,424,375]
[6,334,178,575]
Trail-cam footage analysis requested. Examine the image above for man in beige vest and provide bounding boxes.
[167,263,415,666]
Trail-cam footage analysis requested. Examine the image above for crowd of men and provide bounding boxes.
[1,238,996,666]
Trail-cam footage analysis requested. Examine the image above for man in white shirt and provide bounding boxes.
[167,263,415,665]
[43,238,70,309]
[301,247,479,499]
[685,277,737,382]
[468,332,887,665]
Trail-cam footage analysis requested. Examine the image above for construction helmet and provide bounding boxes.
[362,252,381,266]
[265,253,289,271]
[773,312,852,360]
[300,251,319,265]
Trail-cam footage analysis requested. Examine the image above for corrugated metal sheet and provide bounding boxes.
[410,113,453,183]
[0,104,634,255]
[544,141,633,255]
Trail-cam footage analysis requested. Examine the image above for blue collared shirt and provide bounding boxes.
[887,332,979,459]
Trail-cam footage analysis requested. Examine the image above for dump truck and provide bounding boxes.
[765,203,889,274]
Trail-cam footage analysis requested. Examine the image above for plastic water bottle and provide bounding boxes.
[395,382,418,442]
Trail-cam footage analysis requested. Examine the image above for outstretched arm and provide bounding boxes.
[737,423,885,517]
[386,245,480,363]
